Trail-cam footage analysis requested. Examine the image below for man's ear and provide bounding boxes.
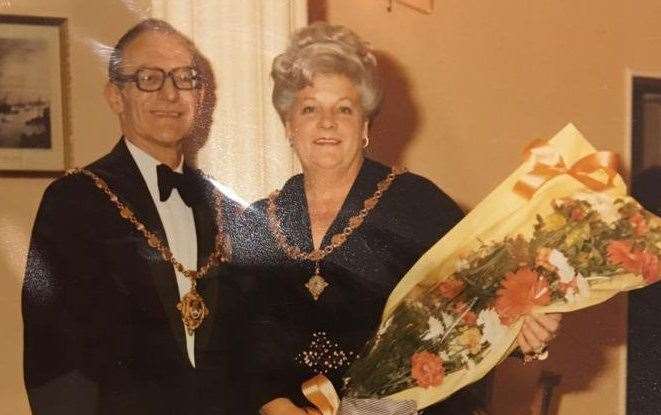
[104,82,124,114]
[197,86,206,107]
[284,119,293,143]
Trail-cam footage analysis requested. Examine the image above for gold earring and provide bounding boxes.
[362,132,370,148]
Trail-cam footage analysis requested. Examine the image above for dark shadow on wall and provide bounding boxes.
[184,51,217,167]
[367,50,420,167]
[306,1,421,167]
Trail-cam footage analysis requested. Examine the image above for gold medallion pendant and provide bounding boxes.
[68,168,230,335]
[177,287,209,335]
[266,167,404,302]
[305,272,329,301]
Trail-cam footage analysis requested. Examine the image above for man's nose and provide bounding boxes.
[158,76,180,101]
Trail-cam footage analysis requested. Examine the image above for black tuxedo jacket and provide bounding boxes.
[22,140,243,414]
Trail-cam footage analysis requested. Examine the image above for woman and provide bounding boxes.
[236,22,561,415]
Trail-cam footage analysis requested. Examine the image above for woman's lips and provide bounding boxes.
[314,137,341,144]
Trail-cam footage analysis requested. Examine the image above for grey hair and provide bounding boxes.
[271,22,382,122]
[108,19,204,84]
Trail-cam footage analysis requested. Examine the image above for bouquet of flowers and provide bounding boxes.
[304,124,660,413]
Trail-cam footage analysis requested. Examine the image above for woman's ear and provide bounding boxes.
[104,82,124,114]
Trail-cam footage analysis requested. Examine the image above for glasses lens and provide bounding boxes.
[171,67,199,90]
[136,69,165,91]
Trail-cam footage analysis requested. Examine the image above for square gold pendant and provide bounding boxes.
[305,274,329,300]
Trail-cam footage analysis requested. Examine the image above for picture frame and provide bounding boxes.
[0,15,68,176]
[631,76,661,177]
[396,0,434,14]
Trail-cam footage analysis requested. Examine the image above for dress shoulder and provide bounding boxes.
[380,167,464,251]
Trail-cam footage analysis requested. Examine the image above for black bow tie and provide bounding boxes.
[156,164,197,206]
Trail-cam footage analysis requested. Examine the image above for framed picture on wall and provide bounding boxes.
[631,76,661,176]
[0,15,68,175]
[395,0,434,14]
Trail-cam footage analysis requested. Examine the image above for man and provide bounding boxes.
[22,19,241,414]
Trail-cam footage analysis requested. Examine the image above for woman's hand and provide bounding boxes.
[260,398,321,415]
[516,313,562,356]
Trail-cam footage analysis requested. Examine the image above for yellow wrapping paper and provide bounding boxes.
[379,123,648,409]
[305,123,658,413]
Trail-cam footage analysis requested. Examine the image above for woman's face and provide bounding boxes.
[285,73,367,172]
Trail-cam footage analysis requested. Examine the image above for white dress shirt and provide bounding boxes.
[125,139,198,367]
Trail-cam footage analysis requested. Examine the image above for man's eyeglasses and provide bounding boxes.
[113,66,201,92]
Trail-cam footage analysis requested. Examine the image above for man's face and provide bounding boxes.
[106,31,202,153]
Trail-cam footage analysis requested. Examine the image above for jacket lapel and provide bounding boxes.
[188,169,221,354]
[92,139,189,364]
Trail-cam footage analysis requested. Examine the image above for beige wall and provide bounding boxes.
[316,0,661,414]
[0,1,149,413]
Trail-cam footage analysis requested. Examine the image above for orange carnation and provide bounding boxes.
[437,278,465,299]
[607,240,659,283]
[410,351,444,388]
[494,267,551,326]
[607,240,639,271]
[629,212,650,236]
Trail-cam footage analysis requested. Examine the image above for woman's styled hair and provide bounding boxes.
[271,22,382,122]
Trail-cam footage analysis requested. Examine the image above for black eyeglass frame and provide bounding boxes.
[111,66,202,92]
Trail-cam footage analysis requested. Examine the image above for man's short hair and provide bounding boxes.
[108,18,201,83]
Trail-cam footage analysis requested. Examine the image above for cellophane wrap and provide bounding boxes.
[341,123,660,410]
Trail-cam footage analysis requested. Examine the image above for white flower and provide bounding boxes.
[372,316,394,348]
[577,273,590,297]
[466,355,476,370]
[548,249,576,283]
[477,308,508,347]
[422,316,445,341]
[564,273,591,303]
[458,349,478,369]
[573,192,620,225]
[441,311,457,328]
[455,258,470,272]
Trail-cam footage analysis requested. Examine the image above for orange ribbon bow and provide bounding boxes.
[302,374,340,415]
[513,140,620,199]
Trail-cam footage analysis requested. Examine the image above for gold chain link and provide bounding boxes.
[67,168,230,282]
[267,167,405,263]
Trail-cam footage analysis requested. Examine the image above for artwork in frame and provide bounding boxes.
[0,15,68,175]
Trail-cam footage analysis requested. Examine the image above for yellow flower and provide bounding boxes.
[543,213,567,232]
[564,223,590,247]
[458,327,482,355]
